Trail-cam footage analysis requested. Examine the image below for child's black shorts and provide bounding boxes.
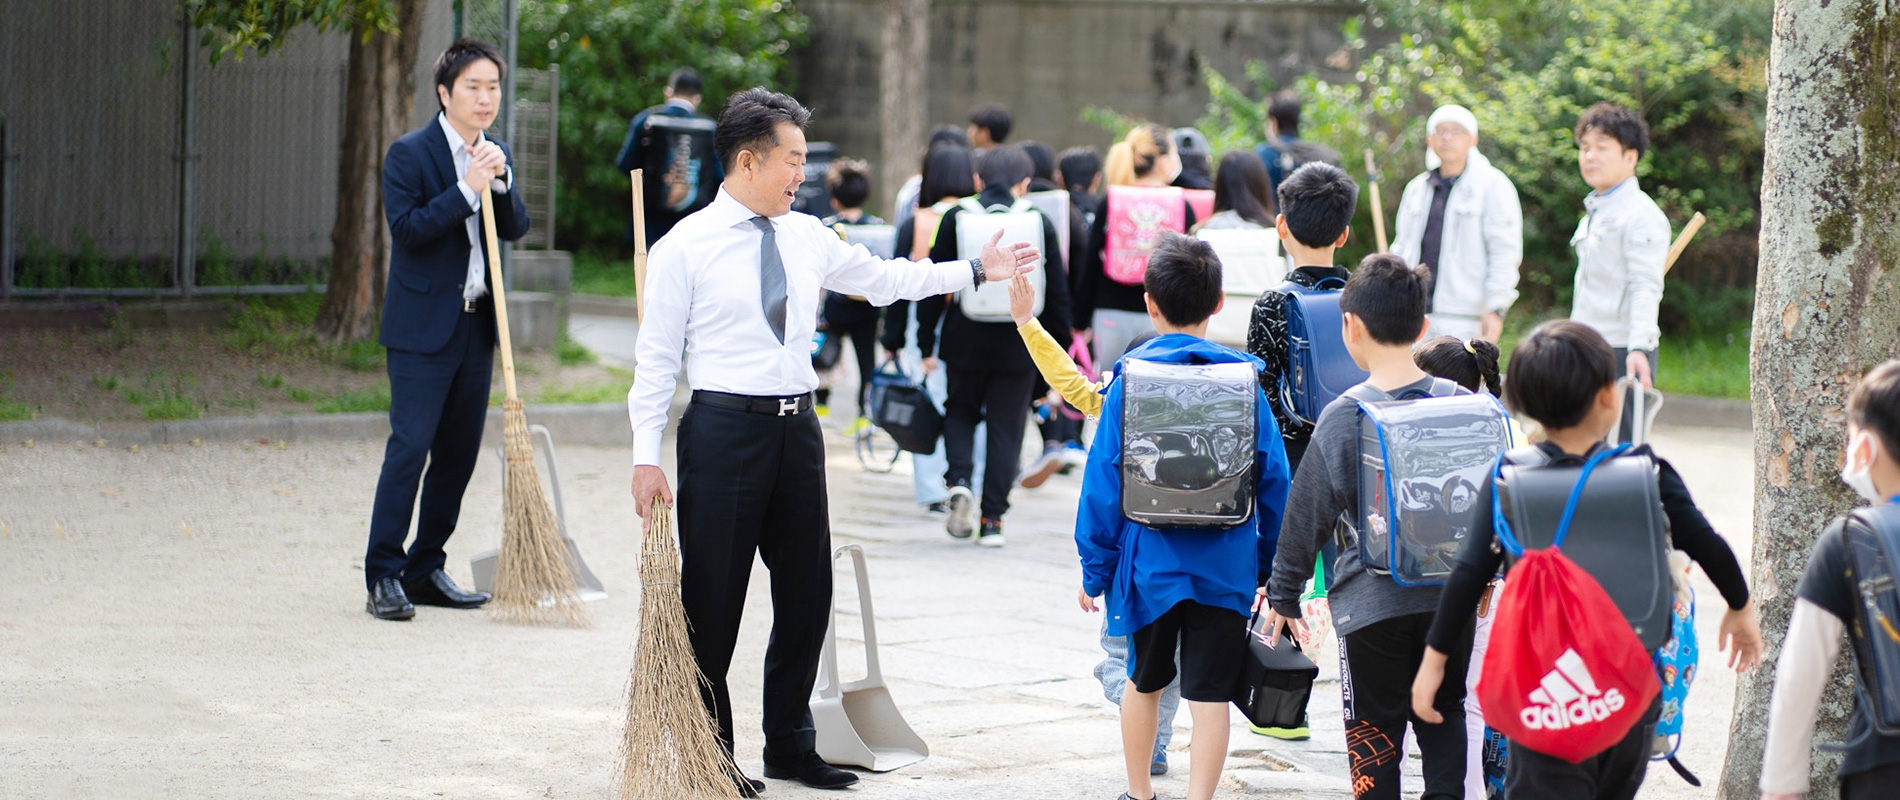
[1128,599,1245,702]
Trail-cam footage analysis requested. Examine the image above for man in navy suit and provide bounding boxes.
[614,67,721,243]
[364,38,531,620]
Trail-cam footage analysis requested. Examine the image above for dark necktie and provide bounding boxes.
[750,216,788,343]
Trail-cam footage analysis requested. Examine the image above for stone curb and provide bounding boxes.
[569,294,637,318]
[0,404,633,446]
[1654,394,1752,431]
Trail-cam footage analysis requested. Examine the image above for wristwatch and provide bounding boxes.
[969,257,986,288]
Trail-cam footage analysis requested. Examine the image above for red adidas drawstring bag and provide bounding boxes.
[1477,445,1661,762]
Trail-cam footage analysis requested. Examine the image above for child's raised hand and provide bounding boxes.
[1008,275,1037,326]
[1078,588,1099,613]
[1720,600,1765,671]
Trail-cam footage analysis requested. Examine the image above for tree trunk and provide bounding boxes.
[877,0,928,215]
[1718,1,1900,797]
[315,0,427,344]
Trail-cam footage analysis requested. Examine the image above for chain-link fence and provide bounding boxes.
[0,0,554,299]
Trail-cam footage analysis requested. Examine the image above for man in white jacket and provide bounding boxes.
[1392,104,1523,342]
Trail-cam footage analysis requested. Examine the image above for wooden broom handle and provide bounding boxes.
[1364,149,1389,253]
[631,169,649,322]
[1663,212,1706,275]
[479,184,519,402]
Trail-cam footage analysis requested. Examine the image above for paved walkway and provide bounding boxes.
[0,390,1751,798]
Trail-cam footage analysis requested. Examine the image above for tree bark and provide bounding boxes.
[1718,1,1900,797]
[315,0,426,344]
[877,0,929,216]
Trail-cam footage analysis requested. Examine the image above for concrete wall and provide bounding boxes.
[793,0,1362,210]
[1,0,453,262]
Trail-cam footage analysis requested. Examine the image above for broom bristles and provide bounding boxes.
[488,400,588,627]
[616,500,744,799]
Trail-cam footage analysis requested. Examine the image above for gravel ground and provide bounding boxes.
[0,421,1754,799]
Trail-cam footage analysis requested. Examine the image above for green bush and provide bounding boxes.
[519,0,808,251]
[1183,0,1769,333]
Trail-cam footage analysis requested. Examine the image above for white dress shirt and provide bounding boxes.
[629,187,975,467]
[438,113,514,302]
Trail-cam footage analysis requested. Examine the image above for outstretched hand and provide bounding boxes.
[1008,275,1038,326]
[978,229,1041,283]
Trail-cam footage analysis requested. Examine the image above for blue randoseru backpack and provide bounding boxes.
[1277,276,1368,428]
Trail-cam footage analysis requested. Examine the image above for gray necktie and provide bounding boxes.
[750,216,788,343]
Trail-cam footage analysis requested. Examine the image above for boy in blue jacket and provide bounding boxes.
[1077,231,1292,800]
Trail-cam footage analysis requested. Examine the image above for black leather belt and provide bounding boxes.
[692,390,813,416]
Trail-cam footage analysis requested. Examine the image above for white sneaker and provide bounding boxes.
[944,486,976,539]
[1018,447,1065,489]
[1058,445,1089,470]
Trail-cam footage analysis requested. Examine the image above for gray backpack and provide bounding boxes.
[1120,358,1259,529]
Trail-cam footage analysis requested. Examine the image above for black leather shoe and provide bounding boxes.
[403,569,490,609]
[762,749,859,790]
[734,772,765,798]
[366,577,415,620]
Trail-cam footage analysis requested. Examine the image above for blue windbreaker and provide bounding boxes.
[1074,333,1292,636]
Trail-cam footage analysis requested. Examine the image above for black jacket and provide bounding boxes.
[380,121,530,355]
[914,187,1072,372]
[1073,192,1197,325]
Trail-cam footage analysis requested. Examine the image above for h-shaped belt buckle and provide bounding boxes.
[777,397,800,416]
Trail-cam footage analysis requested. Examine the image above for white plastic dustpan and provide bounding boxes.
[813,544,927,772]
[470,423,606,601]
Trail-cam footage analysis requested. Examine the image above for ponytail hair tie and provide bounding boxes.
[1464,339,1479,355]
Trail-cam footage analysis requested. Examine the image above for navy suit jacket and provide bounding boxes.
[380,121,531,355]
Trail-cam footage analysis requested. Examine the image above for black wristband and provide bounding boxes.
[969,256,985,288]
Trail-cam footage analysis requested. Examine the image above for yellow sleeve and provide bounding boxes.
[1018,319,1104,417]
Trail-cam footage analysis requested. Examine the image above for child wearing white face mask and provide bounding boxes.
[1761,360,1900,800]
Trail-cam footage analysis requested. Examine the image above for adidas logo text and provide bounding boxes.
[1519,648,1626,730]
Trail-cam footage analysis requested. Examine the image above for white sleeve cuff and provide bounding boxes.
[632,429,664,468]
[491,166,513,195]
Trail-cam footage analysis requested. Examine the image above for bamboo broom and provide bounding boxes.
[631,169,649,322]
[480,184,586,627]
[1364,149,1389,253]
[615,500,744,799]
[1664,212,1707,274]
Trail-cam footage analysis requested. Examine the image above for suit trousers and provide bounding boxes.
[677,399,833,757]
[364,301,495,590]
[942,364,1036,520]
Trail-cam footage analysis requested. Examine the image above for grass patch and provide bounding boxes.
[92,374,123,392]
[313,382,392,413]
[1657,330,1750,400]
[0,374,34,422]
[121,372,201,421]
[571,250,637,298]
[558,335,597,367]
[534,366,635,405]
[227,295,385,371]
[256,372,286,390]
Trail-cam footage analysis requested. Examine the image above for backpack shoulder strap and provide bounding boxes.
[1342,383,1389,406]
[956,196,986,215]
[1427,377,1463,397]
[1009,197,1036,214]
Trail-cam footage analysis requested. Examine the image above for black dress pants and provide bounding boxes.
[1340,611,1473,800]
[942,364,1037,520]
[677,398,833,758]
[364,301,495,590]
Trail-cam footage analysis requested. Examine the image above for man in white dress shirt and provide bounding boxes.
[627,88,1038,795]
